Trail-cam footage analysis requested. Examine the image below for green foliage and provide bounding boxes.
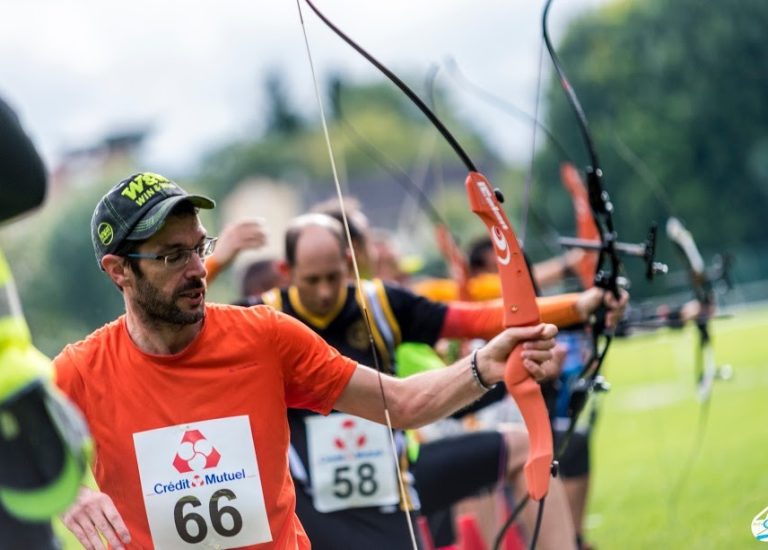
[264,70,305,136]
[533,0,768,293]
[196,76,495,207]
[0,183,118,356]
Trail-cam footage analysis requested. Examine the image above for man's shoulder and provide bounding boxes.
[206,301,288,330]
[54,316,124,365]
[372,278,440,310]
[362,278,410,299]
[207,301,276,316]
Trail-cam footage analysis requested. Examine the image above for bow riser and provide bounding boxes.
[466,171,553,501]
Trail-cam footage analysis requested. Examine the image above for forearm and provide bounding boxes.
[532,256,568,290]
[536,294,583,327]
[334,324,558,430]
[440,294,584,340]
[334,354,491,429]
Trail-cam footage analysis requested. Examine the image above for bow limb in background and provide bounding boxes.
[543,0,621,302]
[299,0,554,508]
[542,0,667,463]
[610,135,732,395]
[542,0,621,439]
[606,133,735,518]
[442,58,604,292]
[665,216,733,510]
[543,0,665,375]
[328,79,472,300]
[434,224,472,301]
[666,217,717,399]
[559,163,599,290]
[422,66,473,301]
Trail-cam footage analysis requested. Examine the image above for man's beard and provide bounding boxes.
[134,276,206,327]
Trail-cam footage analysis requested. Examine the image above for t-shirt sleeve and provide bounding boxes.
[270,310,357,414]
[386,284,447,345]
[52,347,88,419]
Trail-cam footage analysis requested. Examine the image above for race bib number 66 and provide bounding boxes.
[133,416,271,549]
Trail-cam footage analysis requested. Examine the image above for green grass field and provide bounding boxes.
[587,305,768,549]
[54,306,768,549]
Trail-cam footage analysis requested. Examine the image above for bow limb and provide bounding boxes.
[664,216,723,510]
[434,224,472,301]
[665,217,715,399]
[543,0,621,302]
[543,0,624,393]
[560,162,599,289]
[542,0,624,468]
[301,0,553,503]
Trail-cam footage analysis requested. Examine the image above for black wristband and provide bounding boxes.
[470,348,492,392]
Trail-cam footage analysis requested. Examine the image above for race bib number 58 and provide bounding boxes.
[133,416,271,549]
[306,414,399,513]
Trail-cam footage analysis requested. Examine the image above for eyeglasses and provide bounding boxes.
[125,237,217,269]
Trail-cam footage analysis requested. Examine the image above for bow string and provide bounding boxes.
[300,0,555,514]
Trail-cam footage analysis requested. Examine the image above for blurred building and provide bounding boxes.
[49,128,148,193]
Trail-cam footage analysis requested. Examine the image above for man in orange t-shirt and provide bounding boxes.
[54,172,559,550]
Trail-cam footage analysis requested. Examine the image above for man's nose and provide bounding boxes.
[317,281,335,301]
[186,250,207,279]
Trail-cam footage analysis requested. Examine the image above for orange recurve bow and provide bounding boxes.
[301,0,554,503]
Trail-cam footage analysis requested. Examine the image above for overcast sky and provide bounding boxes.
[0,0,611,176]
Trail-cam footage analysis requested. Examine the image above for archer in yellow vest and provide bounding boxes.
[0,96,90,548]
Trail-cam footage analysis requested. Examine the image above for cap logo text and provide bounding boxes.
[98,222,114,246]
[121,173,176,206]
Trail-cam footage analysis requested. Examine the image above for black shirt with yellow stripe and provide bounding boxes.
[259,280,447,495]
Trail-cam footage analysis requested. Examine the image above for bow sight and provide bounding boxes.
[557,221,669,288]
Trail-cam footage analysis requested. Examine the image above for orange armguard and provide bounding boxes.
[204,256,222,285]
[440,293,584,340]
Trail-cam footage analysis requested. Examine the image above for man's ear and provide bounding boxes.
[101,254,132,289]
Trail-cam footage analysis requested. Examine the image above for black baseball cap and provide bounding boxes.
[91,172,215,267]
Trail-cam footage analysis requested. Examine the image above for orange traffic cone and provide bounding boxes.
[417,516,437,550]
[456,513,486,550]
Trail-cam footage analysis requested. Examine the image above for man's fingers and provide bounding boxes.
[539,323,558,338]
[61,488,129,550]
[522,358,550,382]
[552,343,567,362]
[74,515,107,550]
[522,349,553,364]
[604,288,629,309]
[92,507,130,549]
[512,323,558,340]
[63,520,92,550]
[522,338,556,351]
[103,505,132,545]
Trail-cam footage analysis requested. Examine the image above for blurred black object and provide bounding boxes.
[0,96,47,222]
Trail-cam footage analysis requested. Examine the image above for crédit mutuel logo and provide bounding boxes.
[752,505,768,542]
[319,418,383,464]
[152,429,245,495]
